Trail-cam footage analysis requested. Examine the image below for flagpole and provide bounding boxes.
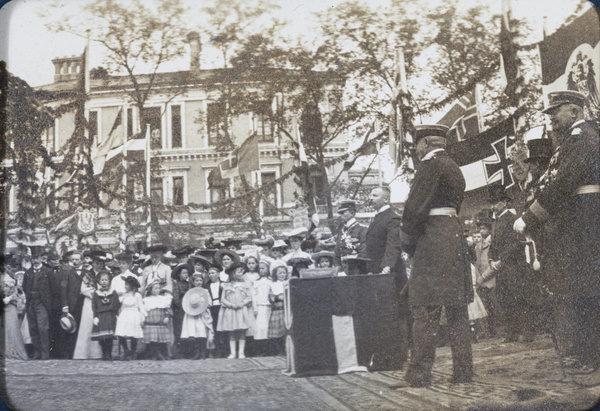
[119,105,128,251]
[392,47,408,173]
[145,124,152,246]
[85,30,90,95]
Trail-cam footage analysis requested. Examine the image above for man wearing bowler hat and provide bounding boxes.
[399,124,473,387]
[514,90,600,386]
[335,200,368,265]
[23,246,54,360]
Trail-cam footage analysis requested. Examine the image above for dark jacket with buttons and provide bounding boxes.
[400,150,473,306]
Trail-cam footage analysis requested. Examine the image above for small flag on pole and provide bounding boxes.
[207,132,260,187]
[93,109,123,175]
[438,85,484,142]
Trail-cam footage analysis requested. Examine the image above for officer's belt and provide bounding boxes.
[428,207,457,216]
[575,185,600,195]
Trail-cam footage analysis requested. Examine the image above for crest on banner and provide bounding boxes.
[77,209,96,235]
[566,48,600,119]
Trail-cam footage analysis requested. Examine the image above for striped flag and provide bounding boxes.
[93,109,123,175]
[207,132,260,187]
[438,86,484,142]
[284,275,408,377]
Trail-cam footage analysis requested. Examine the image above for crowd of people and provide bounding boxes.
[2,90,598,389]
[1,191,405,363]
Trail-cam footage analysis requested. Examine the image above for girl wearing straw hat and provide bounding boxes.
[217,262,254,359]
[180,285,213,360]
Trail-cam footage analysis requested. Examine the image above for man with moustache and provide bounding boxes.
[22,246,54,360]
[365,187,405,279]
[514,91,600,386]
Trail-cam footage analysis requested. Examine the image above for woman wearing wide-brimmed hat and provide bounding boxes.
[282,227,314,277]
[214,248,240,283]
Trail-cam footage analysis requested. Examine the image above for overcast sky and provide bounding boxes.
[0,0,587,87]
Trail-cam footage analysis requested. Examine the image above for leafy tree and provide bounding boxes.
[2,63,56,242]
[43,0,190,243]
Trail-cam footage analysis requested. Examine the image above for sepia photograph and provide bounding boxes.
[0,0,599,409]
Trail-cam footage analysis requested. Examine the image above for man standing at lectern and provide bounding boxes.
[400,124,473,387]
[365,187,405,279]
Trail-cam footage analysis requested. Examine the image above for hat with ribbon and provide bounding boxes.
[214,249,240,266]
[188,255,212,270]
[271,239,288,250]
[182,288,210,316]
[60,313,78,334]
[252,235,275,249]
[284,227,308,239]
[311,250,335,262]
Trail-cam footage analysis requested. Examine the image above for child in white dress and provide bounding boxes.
[180,277,213,360]
[253,257,273,356]
[217,262,254,359]
[114,276,145,360]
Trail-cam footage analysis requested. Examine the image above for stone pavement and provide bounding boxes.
[2,335,600,410]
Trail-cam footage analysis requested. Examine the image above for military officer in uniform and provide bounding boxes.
[334,200,368,264]
[399,124,473,387]
[514,91,600,386]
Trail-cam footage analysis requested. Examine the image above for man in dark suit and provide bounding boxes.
[399,124,473,387]
[58,250,84,359]
[488,186,536,343]
[22,246,54,360]
[46,251,64,359]
[335,199,368,265]
[365,187,405,278]
[514,91,600,386]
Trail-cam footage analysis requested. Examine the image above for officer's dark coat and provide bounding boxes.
[400,150,473,307]
[522,120,600,297]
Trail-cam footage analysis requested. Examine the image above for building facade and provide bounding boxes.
[18,48,349,249]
